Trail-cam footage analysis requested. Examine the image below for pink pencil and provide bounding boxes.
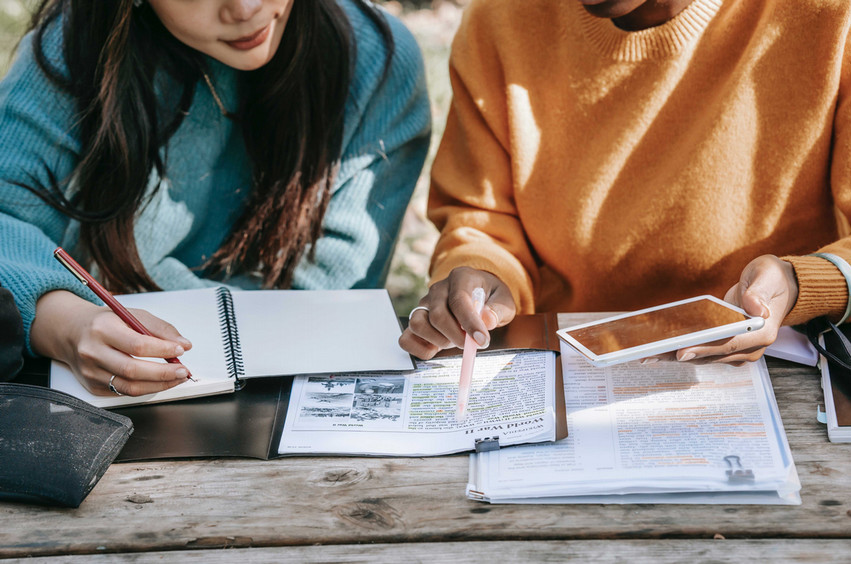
[457,287,486,421]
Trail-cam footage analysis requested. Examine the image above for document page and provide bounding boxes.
[470,344,799,502]
[233,289,414,376]
[278,349,557,456]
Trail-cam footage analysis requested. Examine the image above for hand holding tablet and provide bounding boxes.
[556,295,765,367]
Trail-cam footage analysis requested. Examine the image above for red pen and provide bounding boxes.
[53,247,192,377]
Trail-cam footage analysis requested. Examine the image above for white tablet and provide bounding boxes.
[556,295,765,367]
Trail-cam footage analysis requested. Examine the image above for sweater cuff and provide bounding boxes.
[429,245,536,314]
[782,255,848,325]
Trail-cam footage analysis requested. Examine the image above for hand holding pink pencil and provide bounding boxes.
[457,287,486,421]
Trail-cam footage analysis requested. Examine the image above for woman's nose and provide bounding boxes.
[222,0,263,23]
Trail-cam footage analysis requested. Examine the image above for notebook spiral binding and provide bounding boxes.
[215,287,246,389]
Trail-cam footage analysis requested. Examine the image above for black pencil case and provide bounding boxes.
[0,383,133,507]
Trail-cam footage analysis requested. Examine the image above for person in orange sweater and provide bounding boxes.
[400,0,851,363]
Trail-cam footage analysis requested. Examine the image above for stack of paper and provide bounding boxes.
[467,340,801,505]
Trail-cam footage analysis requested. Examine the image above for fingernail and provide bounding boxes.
[178,338,192,347]
[488,306,501,326]
[174,345,185,355]
[640,357,658,365]
[679,353,695,362]
[473,331,488,347]
[176,368,189,378]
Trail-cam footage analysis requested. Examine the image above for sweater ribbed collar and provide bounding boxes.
[577,0,723,61]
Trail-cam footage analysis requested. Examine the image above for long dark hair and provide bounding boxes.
[24,0,393,292]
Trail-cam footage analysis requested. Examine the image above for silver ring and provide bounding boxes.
[408,305,429,321]
[108,375,124,396]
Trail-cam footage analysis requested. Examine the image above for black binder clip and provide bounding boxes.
[724,455,755,483]
[474,436,500,453]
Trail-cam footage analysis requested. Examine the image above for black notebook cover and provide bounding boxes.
[20,314,565,460]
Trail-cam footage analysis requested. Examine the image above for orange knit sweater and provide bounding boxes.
[428,0,851,324]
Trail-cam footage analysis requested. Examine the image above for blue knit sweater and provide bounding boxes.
[0,1,431,352]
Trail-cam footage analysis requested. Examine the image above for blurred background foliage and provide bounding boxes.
[0,0,467,315]
[379,0,466,315]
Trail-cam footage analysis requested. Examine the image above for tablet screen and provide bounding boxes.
[564,299,748,356]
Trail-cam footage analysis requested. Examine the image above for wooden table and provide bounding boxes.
[3,358,851,562]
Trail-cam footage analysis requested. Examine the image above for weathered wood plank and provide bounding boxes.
[10,539,851,563]
[4,361,851,558]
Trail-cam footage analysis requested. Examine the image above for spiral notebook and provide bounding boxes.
[50,287,414,408]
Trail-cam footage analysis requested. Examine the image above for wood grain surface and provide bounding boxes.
[3,360,850,560]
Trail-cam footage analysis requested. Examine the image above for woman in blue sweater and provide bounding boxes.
[0,0,430,396]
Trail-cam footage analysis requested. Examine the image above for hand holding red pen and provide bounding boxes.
[28,248,194,397]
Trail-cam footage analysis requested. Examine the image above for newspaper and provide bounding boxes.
[278,349,557,456]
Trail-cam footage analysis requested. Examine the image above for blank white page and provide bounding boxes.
[231,289,414,377]
[116,288,232,382]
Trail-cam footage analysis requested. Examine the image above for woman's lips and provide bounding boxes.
[223,24,271,50]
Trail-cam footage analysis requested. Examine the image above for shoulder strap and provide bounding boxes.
[806,316,851,371]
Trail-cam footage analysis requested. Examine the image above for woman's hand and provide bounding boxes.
[399,267,516,359]
[31,290,192,396]
[674,255,798,365]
